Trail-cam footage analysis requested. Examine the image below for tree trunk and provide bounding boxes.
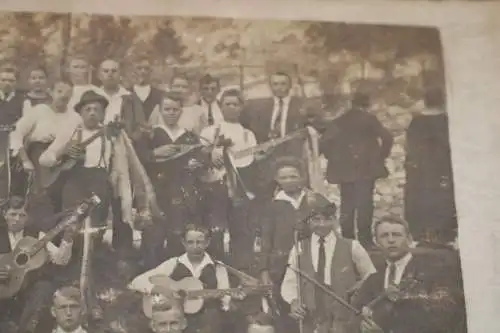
[60,13,72,80]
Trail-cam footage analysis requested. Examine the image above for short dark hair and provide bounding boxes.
[272,156,305,177]
[161,91,184,108]
[199,74,220,88]
[269,71,292,84]
[28,64,48,78]
[219,88,244,105]
[372,215,411,239]
[182,224,211,240]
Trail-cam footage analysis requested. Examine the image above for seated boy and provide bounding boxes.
[0,196,76,333]
[128,224,233,333]
[50,286,87,333]
[280,203,376,333]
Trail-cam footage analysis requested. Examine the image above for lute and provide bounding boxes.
[0,195,101,299]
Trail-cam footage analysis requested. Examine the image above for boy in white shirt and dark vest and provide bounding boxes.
[0,196,76,333]
[128,224,234,333]
[199,88,257,261]
[142,91,204,267]
[280,202,376,333]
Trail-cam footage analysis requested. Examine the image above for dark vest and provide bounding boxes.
[169,259,221,310]
[0,91,24,126]
[299,237,357,322]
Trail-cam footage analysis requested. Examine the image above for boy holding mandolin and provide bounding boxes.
[129,224,246,333]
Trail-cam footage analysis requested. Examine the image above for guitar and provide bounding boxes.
[142,275,272,318]
[154,143,205,163]
[0,195,101,299]
[40,120,123,189]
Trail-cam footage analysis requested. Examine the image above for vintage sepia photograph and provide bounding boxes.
[0,10,468,333]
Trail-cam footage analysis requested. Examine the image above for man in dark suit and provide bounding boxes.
[240,71,304,143]
[320,92,393,247]
[352,216,466,333]
[131,55,165,123]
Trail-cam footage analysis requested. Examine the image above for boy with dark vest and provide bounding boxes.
[142,91,204,266]
[128,224,233,333]
[280,202,375,333]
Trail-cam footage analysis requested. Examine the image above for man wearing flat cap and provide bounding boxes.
[280,201,376,333]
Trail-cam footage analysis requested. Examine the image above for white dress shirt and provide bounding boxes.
[281,231,376,304]
[53,325,87,333]
[79,128,113,168]
[7,230,73,266]
[101,86,131,124]
[274,190,306,210]
[200,99,224,125]
[128,252,231,311]
[133,84,152,102]
[10,104,82,156]
[270,95,291,137]
[383,252,413,289]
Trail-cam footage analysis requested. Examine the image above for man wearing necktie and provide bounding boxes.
[353,216,467,333]
[280,202,376,333]
[198,74,223,127]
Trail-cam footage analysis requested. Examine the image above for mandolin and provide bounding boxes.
[142,275,272,318]
[40,120,123,189]
[0,195,101,299]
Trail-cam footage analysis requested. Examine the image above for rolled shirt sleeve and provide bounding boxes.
[280,245,299,304]
[215,265,231,311]
[39,115,81,167]
[40,232,74,266]
[9,112,37,157]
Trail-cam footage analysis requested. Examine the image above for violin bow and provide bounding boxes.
[287,265,384,332]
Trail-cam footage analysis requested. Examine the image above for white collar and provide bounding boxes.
[0,90,15,101]
[311,231,336,244]
[53,325,86,333]
[154,124,186,142]
[178,252,214,272]
[100,86,129,99]
[386,252,413,269]
[8,230,23,237]
[201,99,218,107]
[274,189,306,209]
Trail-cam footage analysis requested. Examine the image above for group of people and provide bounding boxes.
[0,54,464,333]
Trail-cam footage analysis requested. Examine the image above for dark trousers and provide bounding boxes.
[339,180,375,246]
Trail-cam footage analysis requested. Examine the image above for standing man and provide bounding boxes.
[66,56,104,113]
[197,74,224,126]
[404,89,457,244]
[320,92,393,247]
[98,58,148,251]
[353,216,466,333]
[0,65,24,126]
[240,71,304,143]
[131,55,164,123]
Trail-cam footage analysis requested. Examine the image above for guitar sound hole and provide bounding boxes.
[15,253,29,266]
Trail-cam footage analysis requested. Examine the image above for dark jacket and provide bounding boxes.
[129,86,164,122]
[320,109,393,184]
[240,96,305,143]
[352,251,466,333]
[0,90,24,126]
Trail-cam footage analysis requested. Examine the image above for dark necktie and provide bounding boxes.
[207,102,214,126]
[315,236,326,318]
[271,98,284,137]
[387,262,397,287]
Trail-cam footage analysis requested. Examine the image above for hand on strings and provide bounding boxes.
[154,145,179,157]
[290,299,307,320]
[62,223,79,242]
[66,144,85,160]
[232,287,248,301]
[186,158,203,171]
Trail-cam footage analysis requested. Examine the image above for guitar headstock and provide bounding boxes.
[105,119,125,138]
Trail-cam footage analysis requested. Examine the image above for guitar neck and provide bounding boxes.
[232,129,306,159]
[28,202,90,256]
[186,285,271,300]
[78,127,106,148]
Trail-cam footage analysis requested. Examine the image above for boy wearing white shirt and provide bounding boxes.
[0,197,76,333]
[129,224,233,333]
[199,89,257,260]
[281,204,375,333]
